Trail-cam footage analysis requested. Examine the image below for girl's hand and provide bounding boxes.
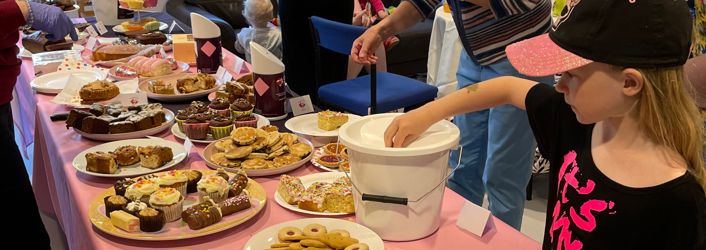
[351,26,382,64]
[377,10,389,20]
[384,109,436,147]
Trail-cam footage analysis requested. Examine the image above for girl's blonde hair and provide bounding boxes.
[636,66,706,194]
[243,0,274,28]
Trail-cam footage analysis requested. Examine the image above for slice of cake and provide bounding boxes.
[297,182,331,212]
[322,182,355,213]
[79,80,120,104]
[278,175,305,205]
[85,152,118,174]
[138,146,173,169]
[317,110,349,131]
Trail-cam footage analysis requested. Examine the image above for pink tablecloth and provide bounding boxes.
[26,50,540,250]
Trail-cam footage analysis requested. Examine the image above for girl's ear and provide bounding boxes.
[622,68,644,97]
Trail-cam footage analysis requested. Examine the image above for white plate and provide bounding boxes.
[274,172,352,216]
[74,109,175,141]
[285,113,362,137]
[201,137,314,177]
[311,147,349,173]
[243,218,384,250]
[112,22,168,33]
[72,138,187,178]
[170,114,271,143]
[138,72,222,102]
[108,61,190,81]
[19,44,84,59]
[30,69,106,94]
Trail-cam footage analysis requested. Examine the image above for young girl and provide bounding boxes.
[381,0,706,249]
[234,0,282,62]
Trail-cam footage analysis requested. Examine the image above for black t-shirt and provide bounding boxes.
[525,84,706,250]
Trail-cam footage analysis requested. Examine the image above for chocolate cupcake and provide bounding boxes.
[175,109,192,132]
[123,200,148,216]
[230,98,253,118]
[185,170,203,193]
[182,113,210,140]
[136,207,165,232]
[190,101,209,113]
[104,195,128,216]
[114,178,136,196]
[209,115,234,139]
[225,81,248,97]
[208,98,231,117]
[234,114,258,128]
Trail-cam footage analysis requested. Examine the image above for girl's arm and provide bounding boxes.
[384,76,537,147]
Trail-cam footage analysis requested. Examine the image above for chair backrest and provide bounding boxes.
[310,16,366,55]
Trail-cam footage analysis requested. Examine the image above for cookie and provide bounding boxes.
[267,131,282,147]
[300,239,327,248]
[303,223,327,237]
[289,143,312,158]
[329,229,350,238]
[319,233,359,249]
[231,127,257,145]
[247,153,268,159]
[214,138,236,152]
[210,152,227,165]
[261,124,279,132]
[273,154,299,167]
[241,158,269,169]
[344,243,369,250]
[270,243,291,248]
[289,243,305,250]
[280,133,298,147]
[224,146,251,159]
[250,136,268,151]
[268,146,289,160]
[278,226,304,242]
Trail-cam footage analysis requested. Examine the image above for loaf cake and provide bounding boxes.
[317,110,349,131]
[147,80,175,94]
[113,145,140,166]
[92,44,143,61]
[137,146,173,169]
[126,56,173,77]
[277,175,305,205]
[298,182,331,212]
[79,80,120,104]
[85,151,118,174]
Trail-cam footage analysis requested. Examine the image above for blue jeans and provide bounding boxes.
[447,51,553,230]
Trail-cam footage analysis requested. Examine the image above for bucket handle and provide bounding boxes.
[346,145,463,206]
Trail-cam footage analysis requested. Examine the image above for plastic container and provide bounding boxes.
[338,113,460,241]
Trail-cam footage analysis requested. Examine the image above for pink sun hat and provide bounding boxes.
[506,0,691,77]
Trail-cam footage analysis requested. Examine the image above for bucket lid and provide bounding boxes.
[338,113,460,157]
[250,42,284,75]
[190,13,221,38]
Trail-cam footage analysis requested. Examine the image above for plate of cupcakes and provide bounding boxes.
[89,169,267,240]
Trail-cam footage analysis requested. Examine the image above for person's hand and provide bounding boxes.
[351,26,383,64]
[384,109,436,147]
[29,2,78,41]
[377,10,388,20]
[353,10,365,26]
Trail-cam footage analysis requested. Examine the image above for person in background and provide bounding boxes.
[234,0,282,62]
[382,0,706,248]
[348,0,387,79]
[351,0,552,230]
[1,1,77,249]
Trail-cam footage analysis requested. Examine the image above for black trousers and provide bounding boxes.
[0,103,50,248]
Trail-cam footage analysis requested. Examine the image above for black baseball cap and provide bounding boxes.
[506,0,692,77]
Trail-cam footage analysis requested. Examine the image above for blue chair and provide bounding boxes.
[309,16,438,115]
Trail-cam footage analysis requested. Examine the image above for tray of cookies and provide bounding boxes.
[201,127,314,177]
[89,169,266,241]
[72,138,186,178]
[275,172,354,216]
[65,103,175,141]
[138,72,222,102]
[243,218,383,250]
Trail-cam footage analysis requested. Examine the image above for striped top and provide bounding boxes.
[410,0,551,65]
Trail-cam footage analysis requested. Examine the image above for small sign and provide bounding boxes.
[159,47,168,59]
[116,93,148,107]
[184,137,193,154]
[215,66,226,81]
[95,22,108,35]
[85,25,98,37]
[456,201,492,237]
[85,37,98,51]
[169,20,177,34]
[221,70,232,83]
[289,95,314,116]
[233,56,245,74]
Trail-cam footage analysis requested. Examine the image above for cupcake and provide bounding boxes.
[234,114,258,128]
[209,115,234,140]
[175,109,192,132]
[197,175,229,203]
[125,179,159,203]
[182,113,210,140]
[190,101,209,113]
[149,187,185,222]
[215,168,230,182]
[114,178,136,196]
[104,195,128,216]
[136,207,165,232]
[230,98,253,118]
[156,170,188,197]
[123,200,148,216]
[208,98,231,117]
[185,170,203,193]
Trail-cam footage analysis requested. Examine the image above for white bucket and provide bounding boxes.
[338,113,460,241]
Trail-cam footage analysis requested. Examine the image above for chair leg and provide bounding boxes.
[526,174,534,201]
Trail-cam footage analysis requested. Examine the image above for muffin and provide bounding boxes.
[182,113,210,140]
[234,114,258,128]
[185,170,203,193]
[123,200,148,216]
[136,207,165,232]
[149,187,185,222]
[197,175,229,203]
[125,179,159,203]
[113,178,136,196]
[208,98,231,117]
[190,101,209,113]
[156,170,188,197]
[113,145,140,166]
[175,109,192,132]
[209,115,234,140]
[104,195,129,216]
[230,98,253,118]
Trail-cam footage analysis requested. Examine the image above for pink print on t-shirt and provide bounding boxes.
[550,151,615,250]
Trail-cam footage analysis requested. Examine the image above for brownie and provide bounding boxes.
[141,103,163,112]
[89,104,106,116]
[80,116,110,134]
[136,32,167,45]
[109,121,136,134]
[126,115,152,130]
[107,109,123,117]
[66,109,93,129]
[116,111,138,122]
